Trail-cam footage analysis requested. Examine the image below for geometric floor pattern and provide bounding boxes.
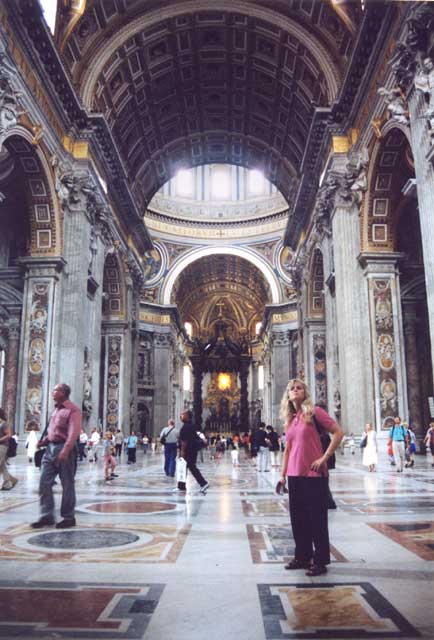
[1,446,433,639]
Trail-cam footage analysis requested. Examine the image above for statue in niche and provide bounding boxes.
[88,227,98,275]
[82,359,92,414]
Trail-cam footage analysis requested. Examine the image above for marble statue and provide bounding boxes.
[377,86,409,126]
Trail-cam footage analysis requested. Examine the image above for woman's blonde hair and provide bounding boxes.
[279,378,315,427]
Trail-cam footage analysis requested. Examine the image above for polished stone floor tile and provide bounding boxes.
[0,449,433,639]
[0,522,190,563]
[368,521,434,561]
[258,582,421,639]
[0,580,164,638]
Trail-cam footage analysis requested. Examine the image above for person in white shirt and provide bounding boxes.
[89,427,100,462]
[78,428,88,461]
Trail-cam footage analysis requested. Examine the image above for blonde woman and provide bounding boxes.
[362,423,378,472]
[279,379,343,576]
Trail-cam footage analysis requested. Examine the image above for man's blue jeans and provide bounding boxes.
[164,443,177,477]
[39,443,76,520]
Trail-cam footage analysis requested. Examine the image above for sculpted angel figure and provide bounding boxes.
[377,86,409,126]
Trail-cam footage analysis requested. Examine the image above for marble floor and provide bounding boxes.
[1,446,433,639]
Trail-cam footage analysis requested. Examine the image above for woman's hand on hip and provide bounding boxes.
[310,456,327,472]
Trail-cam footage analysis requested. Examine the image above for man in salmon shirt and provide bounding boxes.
[31,383,81,529]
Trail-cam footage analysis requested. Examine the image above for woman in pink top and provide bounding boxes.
[279,378,343,576]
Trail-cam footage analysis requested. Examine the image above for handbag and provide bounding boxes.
[360,434,367,449]
[176,456,187,483]
[160,425,175,445]
[7,437,17,458]
[34,422,50,468]
[275,480,288,495]
[312,414,336,470]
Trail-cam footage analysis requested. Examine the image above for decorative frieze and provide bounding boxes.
[313,333,327,408]
[370,279,400,430]
[24,282,49,430]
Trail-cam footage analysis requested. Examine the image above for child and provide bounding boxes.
[230,441,239,466]
[102,432,118,481]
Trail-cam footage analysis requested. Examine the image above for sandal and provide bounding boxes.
[305,564,327,576]
[284,558,310,570]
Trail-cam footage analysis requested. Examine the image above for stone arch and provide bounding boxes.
[162,246,281,304]
[1,127,62,258]
[78,1,341,108]
[362,127,414,252]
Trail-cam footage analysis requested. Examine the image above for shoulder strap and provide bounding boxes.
[311,411,322,435]
[39,417,51,441]
[165,426,175,437]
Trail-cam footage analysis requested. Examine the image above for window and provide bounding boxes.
[183,364,191,391]
[255,322,262,336]
[248,169,265,196]
[211,166,230,199]
[258,365,264,390]
[39,0,57,34]
[184,322,193,338]
[176,169,194,198]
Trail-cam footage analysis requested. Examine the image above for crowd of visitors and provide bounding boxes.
[0,378,434,558]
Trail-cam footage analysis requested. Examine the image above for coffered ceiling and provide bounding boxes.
[60,0,358,214]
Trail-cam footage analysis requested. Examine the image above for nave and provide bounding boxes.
[0,448,433,640]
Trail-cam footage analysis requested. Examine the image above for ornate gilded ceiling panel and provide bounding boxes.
[172,253,271,338]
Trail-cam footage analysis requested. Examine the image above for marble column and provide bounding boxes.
[16,257,65,435]
[3,320,20,424]
[332,202,372,433]
[407,84,434,386]
[270,330,291,429]
[239,360,250,432]
[102,327,126,431]
[153,331,172,436]
[192,362,203,430]
[402,301,423,439]
[55,194,93,407]
[322,236,340,418]
[305,322,327,408]
[360,254,407,435]
[86,227,108,430]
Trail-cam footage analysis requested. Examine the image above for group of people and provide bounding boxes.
[2,376,434,583]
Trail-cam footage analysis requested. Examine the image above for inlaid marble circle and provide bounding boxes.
[28,529,139,549]
[85,500,178,513]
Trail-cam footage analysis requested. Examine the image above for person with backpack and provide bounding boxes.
[423,422,434,468]
[279,379,343,577]
[388,416,408,473]
[160,419,179,477]
[0,407,18,491]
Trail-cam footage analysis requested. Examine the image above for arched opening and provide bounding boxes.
[0,133,60,430]
[365,128,432,437]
